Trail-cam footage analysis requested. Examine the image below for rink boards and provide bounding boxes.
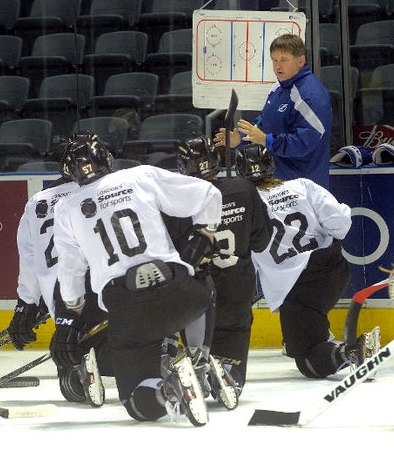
[0,168,393,348]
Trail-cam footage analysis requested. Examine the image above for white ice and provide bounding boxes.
[1,348,393,449]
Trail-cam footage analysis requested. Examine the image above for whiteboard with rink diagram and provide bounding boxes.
[192,10,306,110]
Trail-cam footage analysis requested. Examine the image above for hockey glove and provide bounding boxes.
[8,298,46,350]
[180,229,217,274]
[50,309,85,368]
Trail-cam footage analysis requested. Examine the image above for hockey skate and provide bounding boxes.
[365,326,381,358]
[364,326,381,381]
[345,333,367,367]
[161,352,208,427]
[208,355,239,410]
[186,346,211,399]
[78,347,105,407]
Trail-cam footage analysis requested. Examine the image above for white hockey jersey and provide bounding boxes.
[17,181,79,318]
[252,178,351,312]
[53,165,222,310]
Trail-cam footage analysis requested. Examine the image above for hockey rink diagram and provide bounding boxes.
[195,18,302,83]
[192,10,306,110]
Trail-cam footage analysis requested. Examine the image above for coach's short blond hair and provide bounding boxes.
[270,34,306,58]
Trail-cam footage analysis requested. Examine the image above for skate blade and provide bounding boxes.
[174,356,208,426]
[209,355,238,410]
[82,348,105,407]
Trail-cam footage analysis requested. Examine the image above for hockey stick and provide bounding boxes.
[352,278,389,305]
[0,327,9,339]
[224,88,238,178]
[251,291,263,306]
[0,353,52,387]
[0,336,13,347]
[380,264,394,300]
[248,338,394,427]
[0,319,108,387]
[344,278,389,345]
[0,404,57,419]
[0,376,40,388]
[0,312,51,347]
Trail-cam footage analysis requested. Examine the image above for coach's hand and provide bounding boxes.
[213,127,241,148]
[237,119,267,145]
[50,309,85,367]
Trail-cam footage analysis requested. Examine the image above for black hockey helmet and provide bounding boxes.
[60,131,114,185]
[235,143,275,181]
[177,135,221,179]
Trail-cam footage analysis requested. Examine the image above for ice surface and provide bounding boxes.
[0,348,393,449]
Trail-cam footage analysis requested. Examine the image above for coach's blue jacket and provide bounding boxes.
[239,66,332,189]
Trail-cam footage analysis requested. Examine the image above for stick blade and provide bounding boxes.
[0,376,40,388]
[224,88,239,128]
[0,404,57,419]
[248,409,301,426]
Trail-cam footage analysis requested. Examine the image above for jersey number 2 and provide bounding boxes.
[270,212,318,264]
